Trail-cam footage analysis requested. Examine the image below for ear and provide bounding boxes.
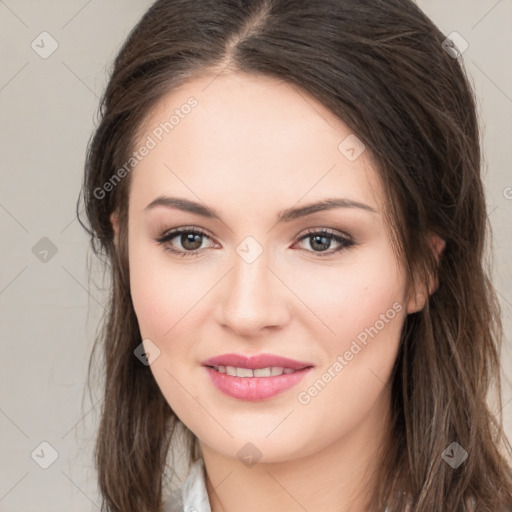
[110,211,119,249]
[406,234,446,314]
[427,235,445,295]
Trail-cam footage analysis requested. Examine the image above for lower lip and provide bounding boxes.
[204,366,313,401]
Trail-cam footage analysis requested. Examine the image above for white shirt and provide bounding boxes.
[163,457,212,512]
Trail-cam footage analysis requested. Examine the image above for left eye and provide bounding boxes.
[294,229,355,255]
[155,227,355,257]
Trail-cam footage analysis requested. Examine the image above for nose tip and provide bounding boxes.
[215,255,289,336]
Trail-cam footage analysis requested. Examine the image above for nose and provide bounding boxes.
[214,247,290,337]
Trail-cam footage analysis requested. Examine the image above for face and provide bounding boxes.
[113,71,422,464]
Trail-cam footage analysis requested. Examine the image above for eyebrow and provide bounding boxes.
[144,195,378,222]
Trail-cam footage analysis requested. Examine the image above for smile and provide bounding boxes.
[209,365,297,377]
[204,365,313,401]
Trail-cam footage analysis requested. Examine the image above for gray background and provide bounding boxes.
[1,1,511,510]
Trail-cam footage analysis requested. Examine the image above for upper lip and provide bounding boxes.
[202,353,315,370]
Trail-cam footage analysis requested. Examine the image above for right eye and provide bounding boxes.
[155,227,217,257]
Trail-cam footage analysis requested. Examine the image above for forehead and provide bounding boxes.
[129,72,384,215]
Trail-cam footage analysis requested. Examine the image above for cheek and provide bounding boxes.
[128,244,206,421]
[292,248,406,384]
[290,246,406,340]
[128,233,203,339]
[129,249,170,339]
[293,251,406,417]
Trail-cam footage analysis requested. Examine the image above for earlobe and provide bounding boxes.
[407,292,425,314]
[406,234,446,314]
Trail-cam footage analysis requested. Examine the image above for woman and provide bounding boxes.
[77,0,512,511]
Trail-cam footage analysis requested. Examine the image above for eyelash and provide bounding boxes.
[154,226,355,258]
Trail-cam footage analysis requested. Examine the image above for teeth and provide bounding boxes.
[213,366,297,377]
[236,367,254,377]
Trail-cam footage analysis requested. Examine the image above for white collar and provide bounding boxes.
[163,457,211,512]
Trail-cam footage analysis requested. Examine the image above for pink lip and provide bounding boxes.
[204,366,314,401]
[201,353,314,370]
[201,353,315,401]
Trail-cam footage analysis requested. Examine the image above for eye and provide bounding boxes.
[293,228,355,256]
[154,226,355,258]
[154,227,216,257]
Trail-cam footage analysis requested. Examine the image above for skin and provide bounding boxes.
[111,71,444,512]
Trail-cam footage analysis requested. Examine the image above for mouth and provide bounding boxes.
[203,364,314,401]
[205,365,309,377]
[201,352,315,372]
[201,353,315,400]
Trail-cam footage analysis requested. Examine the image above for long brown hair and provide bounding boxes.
[77,0,512,510]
